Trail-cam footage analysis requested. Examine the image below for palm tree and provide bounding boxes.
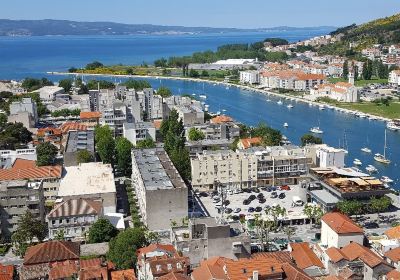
[265,205,286,231]
[283,226,296,243]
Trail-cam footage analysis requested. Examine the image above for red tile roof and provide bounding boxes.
[48,261,78,279]
[12,158,37,169]
[210,115,233,124]
[281,262,313,280]
[59,122,88,134]
[24,241,80,265]
[0,165,62,181]
[384,248,400,263]
[153,120,162,129]
[80,111,102,119]
[239,137,262,149]
[251,251,292,263]
[37,127,62,137]
[80,258,102,269]
[0,264,14,280]
[158,272,190,280]
[387,269,400,280]
[137,244,177,258]
[385,225,400,239]
[79,266,109,280]
[191,257,228,280]
[289,242,324,269]
[321,212,363,234]
[111,269,136,280]
[224,257,284,280]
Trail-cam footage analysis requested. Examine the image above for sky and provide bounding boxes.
[1,0,400,28]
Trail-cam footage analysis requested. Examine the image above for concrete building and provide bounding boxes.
[389,70,400,86]
[261,70,326,91]
[190,150,258,191]
[186,138,234,157]
[0,148,36,169]
[63,130,95,167]
[0,180,45,240]
[100,101,129,137]
[8,97,38,128]
[320,212,364,249]
[305,144,346,168]
[131,148,188,231]
[58,162,116,213]
[185,122,240,141]
[171,217,251,267]
[47,198,103,240]
[175,105,204,126]
[123,122,156,146]
[240,70,260,84]
[36,86,65,104]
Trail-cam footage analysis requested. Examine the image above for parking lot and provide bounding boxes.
[196,184,308,222]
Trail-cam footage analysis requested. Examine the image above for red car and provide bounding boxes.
[280,185,291,191]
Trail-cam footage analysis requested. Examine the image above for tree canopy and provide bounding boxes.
[264,38,289,46]
[85,61,104,70]
[22,77,53,92]
[155,86,172,98]
[135,138,156,149]
[58,79,73,92]
[87,80,115,90]
[336,200,363,216]
[95,125,115,165]
[0,122,32,150]
[240,123,282,146]
[36,142,58,166]
[116,137,134,176]
[122,79,151,90]
[88,218,119,244]
[107,228,148,269]
[77,149,94,164]
[301,134,323,146]
[188,127,205,141]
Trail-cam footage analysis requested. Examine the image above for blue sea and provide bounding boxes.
[0,31,399,189]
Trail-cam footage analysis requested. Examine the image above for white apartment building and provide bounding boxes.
[36,86,65,104]
[123,122,156,146]
[389,70,400,86]
[8,97,38,128]
[190,150,258,191]
[175,104,204,126]
[261,70,326,91]
[0,148,36,169]
[304,144,346,168]
[309,82,358,103]
[131,148,188,232]
[239,70,260,84]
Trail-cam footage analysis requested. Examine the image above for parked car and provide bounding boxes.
[252,188,260,193]
[278,193,286,199]
[199,192,208,197]
[257,193,264,199]
[227,190,234,195]
[223,200,230,206]
[248,195,256,201]
[270,192,278,199]
[258,198,266,204]
[266,187,272,192]
[248,207,255,213]
[280,185,291,191]
[212,197,220,203]
[234,208,241,213]
[364,222,380,229]
[234,189,242,194]
[243,188,251,193]
[243,199,250,205]
[225,208,233,214]
[255,206,262,212]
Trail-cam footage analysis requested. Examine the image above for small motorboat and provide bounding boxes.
[283,123,289,128]
[199,95,207,99]
[366,165,378,173]
[287,104,294,109]
[361,147,372,153]
[277,100,283,105]
[319,105,325,110]
[353,159,362,166]
[381,176,394,184]
[310,127,323,134]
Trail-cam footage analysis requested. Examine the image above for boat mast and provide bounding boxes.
[384,130,387,159]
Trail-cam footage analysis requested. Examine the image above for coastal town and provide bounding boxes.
[0,6,400,280]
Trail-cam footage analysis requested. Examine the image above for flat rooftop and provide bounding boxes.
[65,130,94,153]
[58,162,116,196]
[123,122,154,130]
[133,148,186,191]
[310,189,340,205]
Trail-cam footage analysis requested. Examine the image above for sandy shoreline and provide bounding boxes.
[47,71,391,122]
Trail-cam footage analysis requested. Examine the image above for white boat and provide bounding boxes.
[374,130,391,164]
[353,159,362,166]
[283,123,289,128]
[266,99,272,102]
[225,86,229,90]
[381,176,394,184]
[222,109,227,112]
[277,100,283,105]
[216,111,221,115]
[287,104,294,109]
[361,147,372,153]
[310,127,323,134]
[319,105,325,110]
[192,93,196,96]
[366,165,378,173]
[387,119,400,131]
[199,95,207,99]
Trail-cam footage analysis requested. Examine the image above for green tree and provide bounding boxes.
[201,70,209,77]
[0,114,7,127]
[188,127,205,141]
[156,86,172,98]
[58,79,73,93]
[283,226,296,242]
[122,79,151,90]
[265,205,286,230]
[301,134,323,146]
[21,78,53,92]
[88,218,119,244]
[135,139,156,149]
[362,59,373,80]
[189,69,200,78]
[87,80,115,90]
[36,142,58,166]
[116,137,133,176]
[303,204,324,224]
[336,200,363,216]
[54,229,65,241]
[11,211,47,256]
[86,61,104,70]
[107,228,148,269]
[95,125,115,165]
[342,60,349,79]
[370,196,391,216]
[77,149,94,164]
[154,58,168,68]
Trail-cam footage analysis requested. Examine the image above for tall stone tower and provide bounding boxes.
[348,71,355,85]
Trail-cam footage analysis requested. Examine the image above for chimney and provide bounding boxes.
[253,270,259,280]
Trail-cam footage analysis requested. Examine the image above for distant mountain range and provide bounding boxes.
[0,19,336,36]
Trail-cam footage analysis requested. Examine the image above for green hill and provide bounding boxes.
[319,13,400,56]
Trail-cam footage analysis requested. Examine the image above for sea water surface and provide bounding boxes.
[0,31,325,79]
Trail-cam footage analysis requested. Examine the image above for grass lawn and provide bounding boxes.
[321,100,400,119]
[328,77,388,86]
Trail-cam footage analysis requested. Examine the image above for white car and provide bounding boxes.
[233,208,241,213]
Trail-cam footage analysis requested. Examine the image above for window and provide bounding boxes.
[177,263,182,269]
[167,264,172,270]
[156,265,162,272]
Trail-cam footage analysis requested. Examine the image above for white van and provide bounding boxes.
[292,196,304,206]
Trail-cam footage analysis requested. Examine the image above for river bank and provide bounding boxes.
[48,71,392,122]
